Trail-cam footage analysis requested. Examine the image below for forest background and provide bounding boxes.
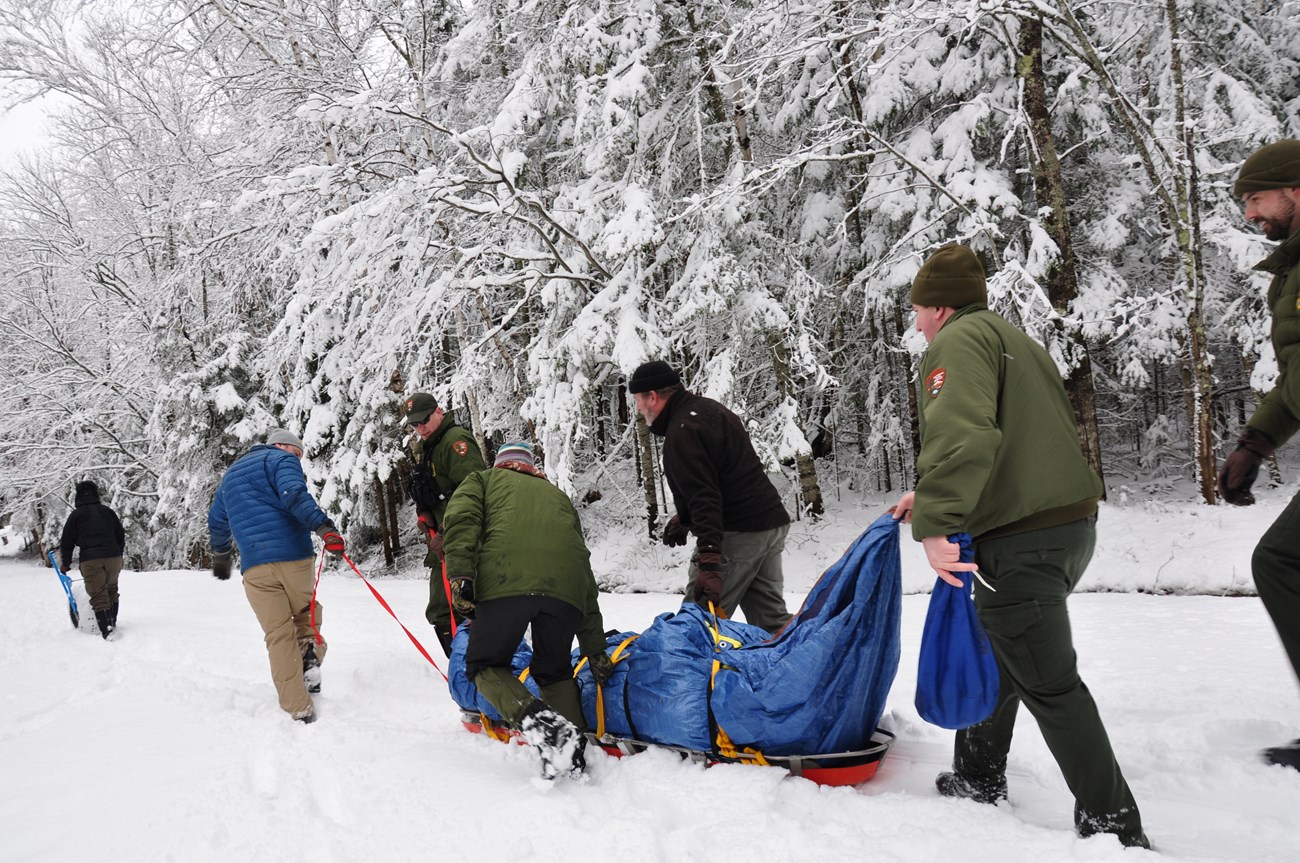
[1,0,1298,573]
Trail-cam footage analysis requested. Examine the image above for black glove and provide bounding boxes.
[212,549,232,581]
[693,550,725,613]
[1218,428,1275,506]
[588,651,615,685]
[60,559,72,573]
[662,514,690,548]
[450,578,476,618]
[316,524,346,557]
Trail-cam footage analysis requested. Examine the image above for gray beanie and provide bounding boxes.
[910,244,988,308]
[267,429,304,450]
[1234,139,1300,196]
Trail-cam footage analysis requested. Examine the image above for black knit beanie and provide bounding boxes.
[628,361,681,394]
[910,244,987,308]
[1234,139,1300,196]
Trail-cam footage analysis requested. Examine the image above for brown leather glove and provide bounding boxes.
[1218,427,1275,506]
[693,550,724,613]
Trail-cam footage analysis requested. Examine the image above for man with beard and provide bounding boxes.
[1217,138,1300,771]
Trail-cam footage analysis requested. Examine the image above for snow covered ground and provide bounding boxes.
[4,489,1300,862]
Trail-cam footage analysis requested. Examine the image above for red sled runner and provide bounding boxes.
[460,709,894,787]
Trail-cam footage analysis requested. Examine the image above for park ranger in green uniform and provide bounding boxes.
[892,244,1149,849]
[1217,138,1300,771]
[443,442,610,780]
[399,391,486,656]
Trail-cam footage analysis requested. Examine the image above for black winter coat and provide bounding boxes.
[649,389,789,551]
[59,481,125,569]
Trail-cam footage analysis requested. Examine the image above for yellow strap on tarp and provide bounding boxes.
[705,601,742,650]
[593,634,639,739]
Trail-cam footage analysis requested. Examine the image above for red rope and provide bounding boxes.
[310,554,325,645]
[440,553,458,639]
[315,549,449,682]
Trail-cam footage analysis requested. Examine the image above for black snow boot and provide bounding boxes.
[1262,739,1300,771]
[935,770,1008,805]
[109,601,119,629]
[569,735,589,780]
[94,610,114,640]
[303,644,321,694]
[518,700,580,780]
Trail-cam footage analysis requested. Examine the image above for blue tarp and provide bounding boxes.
[449,513,903,756]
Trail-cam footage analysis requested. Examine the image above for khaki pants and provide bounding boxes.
[243,558,326,716]
[81,557,122,612]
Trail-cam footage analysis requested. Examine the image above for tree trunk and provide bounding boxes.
[634,413,660,539]
[386,473,403,555]
[1164,0,1217,503]
[896,300,921,475]
[1017,15,1105,487]
[374,475,394,566]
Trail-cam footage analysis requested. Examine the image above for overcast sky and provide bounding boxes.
[0,97,52,165]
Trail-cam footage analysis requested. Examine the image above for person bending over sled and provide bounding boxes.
[443,441,612,780]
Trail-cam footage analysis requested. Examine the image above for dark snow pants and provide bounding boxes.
[80,556,122,612]
[465,594,586,731]
[1253,488,1300,690]
[957,517,1147,847]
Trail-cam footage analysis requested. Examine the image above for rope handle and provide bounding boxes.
[316,548,449,682]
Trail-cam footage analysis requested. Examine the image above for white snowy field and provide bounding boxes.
[4,490,1300,863]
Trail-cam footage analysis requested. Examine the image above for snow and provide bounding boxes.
[5,490,1300,862]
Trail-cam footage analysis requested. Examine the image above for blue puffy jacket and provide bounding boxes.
[208,445,332,570]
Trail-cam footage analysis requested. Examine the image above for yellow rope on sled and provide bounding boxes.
[479,711,509,742]
[714,724,771,766]
[707,604,769,766]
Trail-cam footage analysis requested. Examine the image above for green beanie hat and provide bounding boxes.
[1234,139,1300,196]
[910,244,987,308]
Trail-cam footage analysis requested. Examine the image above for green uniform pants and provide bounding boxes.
[959,517,1146,846]
[425,557,457,656]
[1253,488,1300,688]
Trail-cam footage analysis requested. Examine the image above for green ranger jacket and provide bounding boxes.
[442,466,606,657]
[408,410,486,532]
[1246,228,1300,448]
[409,411,485,630]
[912,305,1102,541]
